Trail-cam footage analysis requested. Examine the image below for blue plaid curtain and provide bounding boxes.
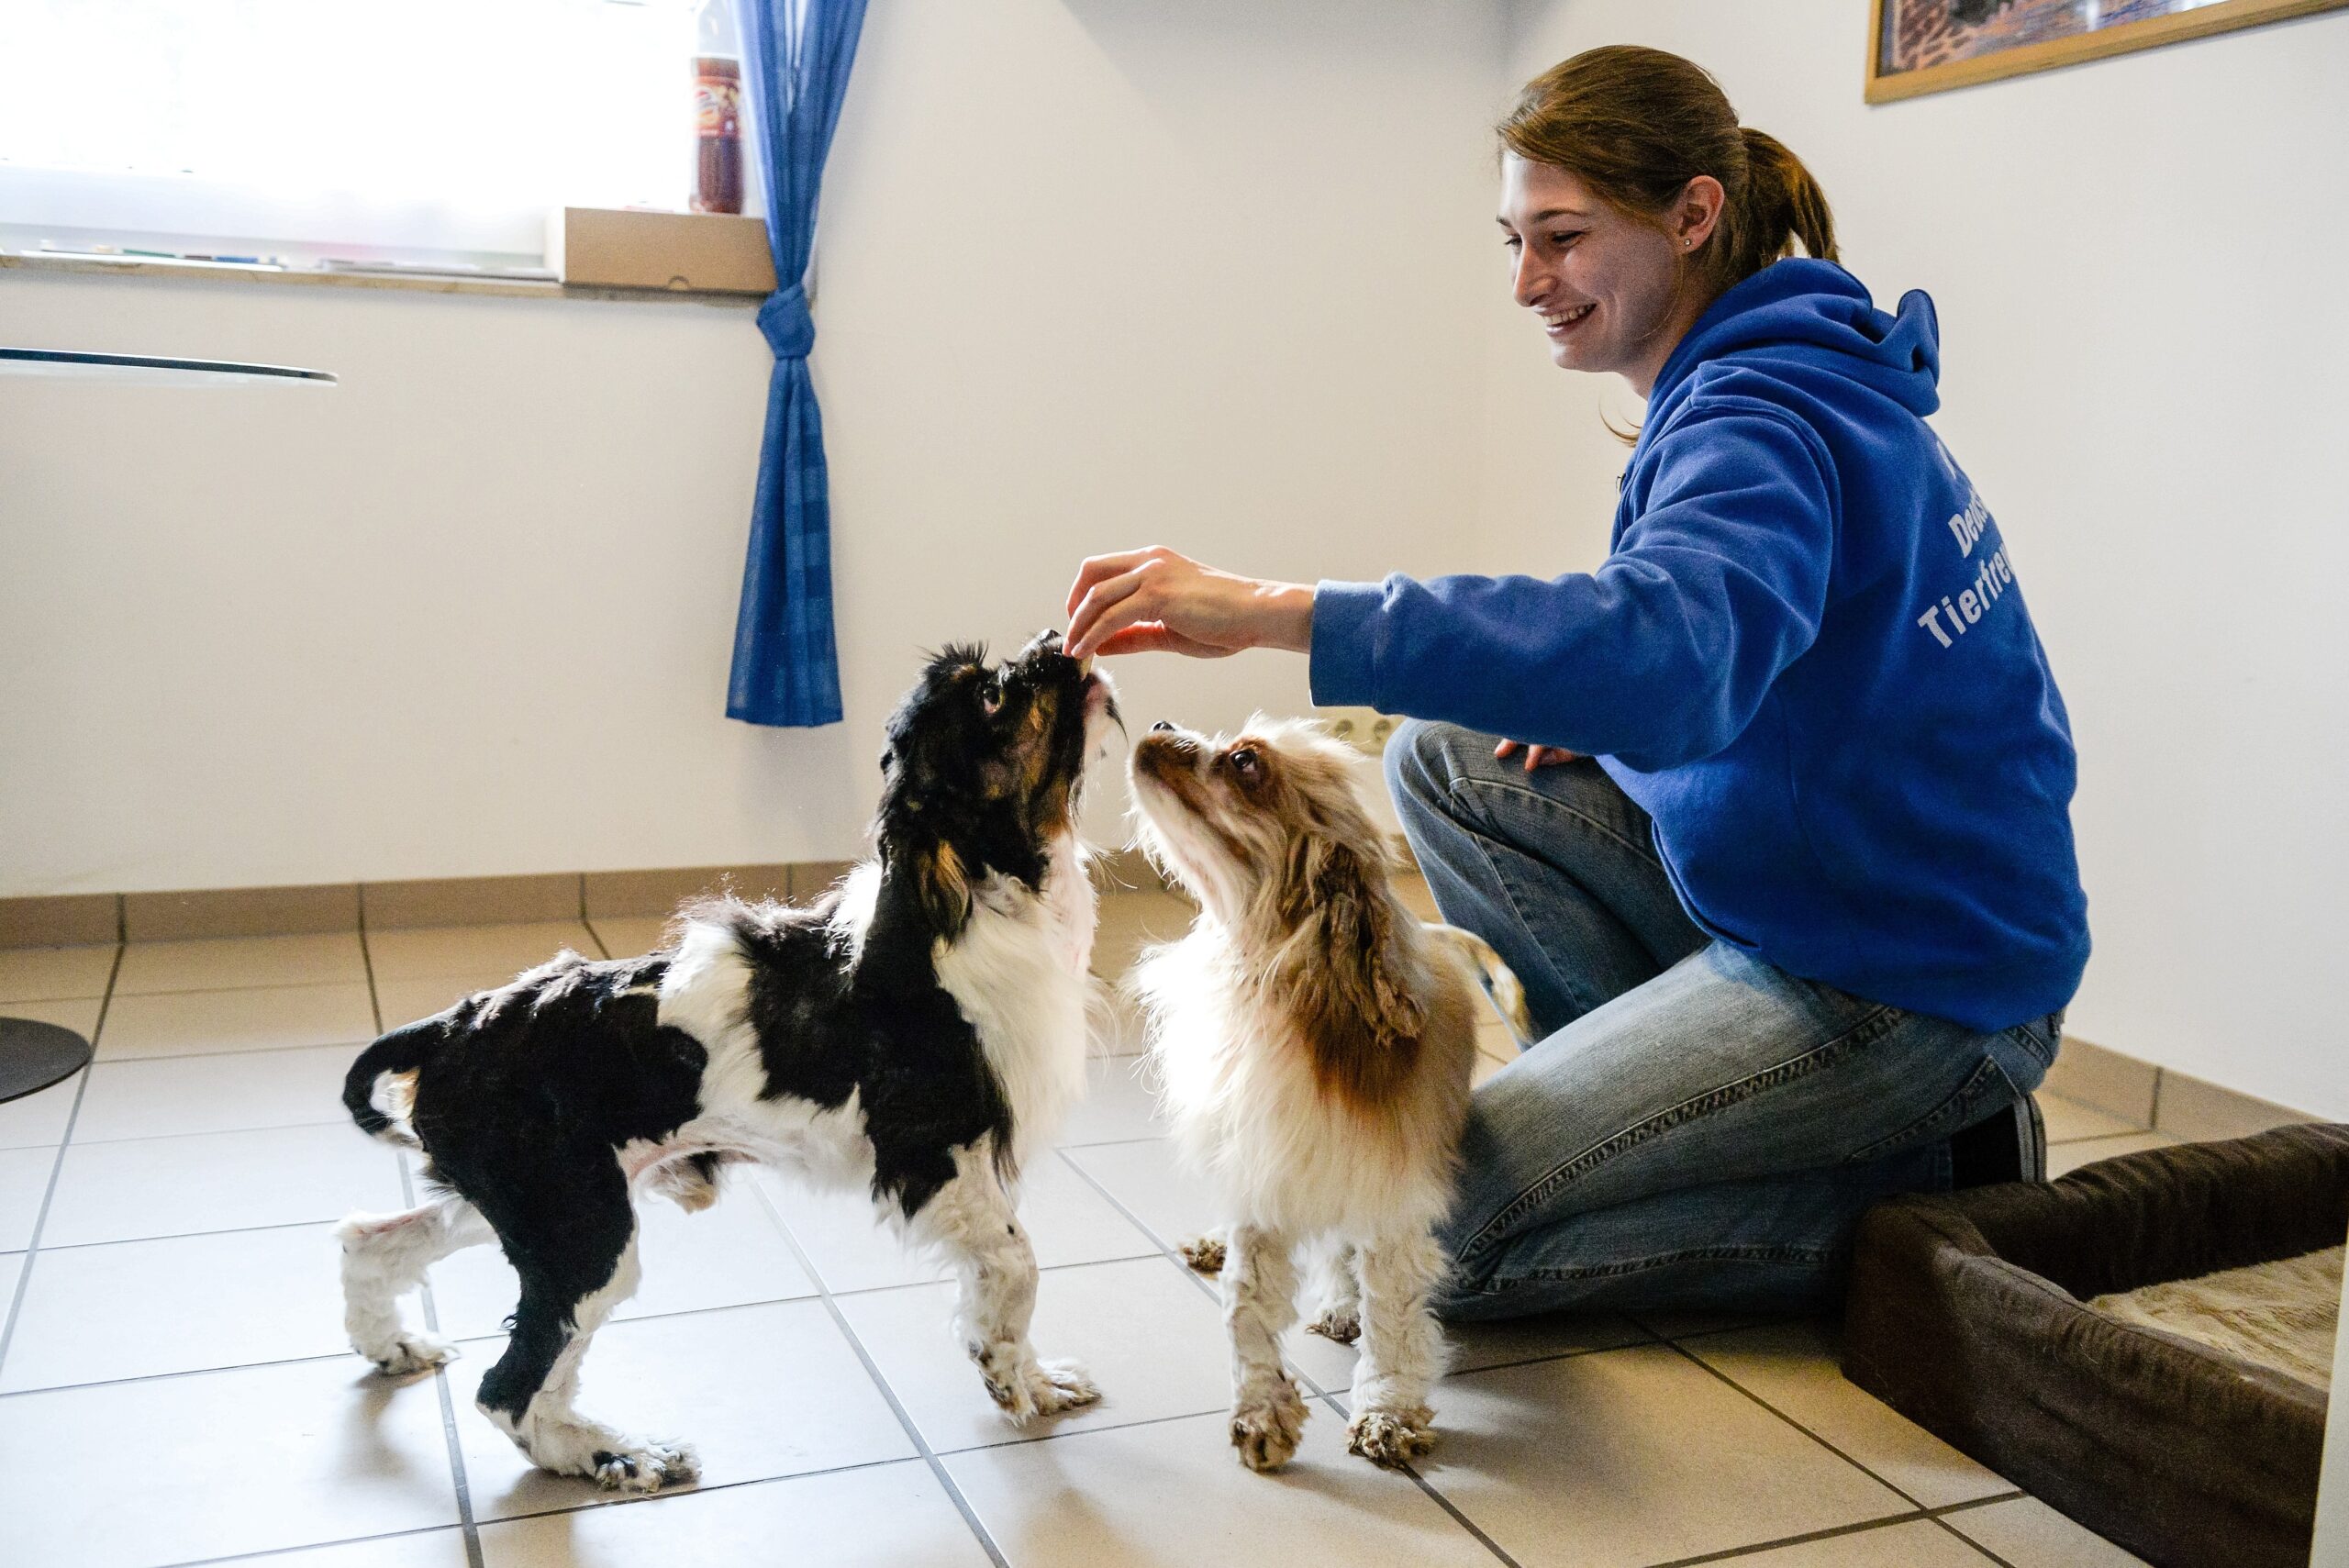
[726,0,870,727]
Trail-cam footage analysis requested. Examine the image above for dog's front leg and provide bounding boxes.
[1222,1224,1308,1471]
[920,1147,1101,1423]
[1345,1231,1446,1467]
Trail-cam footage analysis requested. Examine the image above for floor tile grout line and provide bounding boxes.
[935,1401,1232,1457]
[2048,1127,2161,1148]
[1303,1389,1528,1568]
[1050,1144,1224,1312]
[1923,1510,2022,1568]
[1053,1129,1170,1151]
[1052,1144,1629,1401]
[1659,1335,1948,1514]
[150,1520,476,1568]
[1632,1506,1945,1568]
[359,892,384,1034]
[0,1345,385,1400]
[88,974,379,999]
[402,1152,488,1568]
[1638,1490,2031,1568]
[0,1249,1190,1401]
[0,943,122,1383]
[749,1178,1015,1568]
[70,1115,363,1147]
[1374,1325,1748,1568]
[1624,1313,1774,1345]
[467,1449,942,1534]
[37,1215,375,1253]
[85,1039,381,1067]
[6,1203,1152,1278]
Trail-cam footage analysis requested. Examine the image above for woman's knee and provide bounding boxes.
[1384,717,1479,818]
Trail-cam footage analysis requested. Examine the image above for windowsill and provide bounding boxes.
[0,250,765,306]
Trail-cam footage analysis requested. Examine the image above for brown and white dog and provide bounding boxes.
[1125,716,1525,1472]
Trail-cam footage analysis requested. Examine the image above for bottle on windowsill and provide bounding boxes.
[692,0,744,215]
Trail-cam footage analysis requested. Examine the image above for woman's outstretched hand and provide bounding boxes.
[1064,546,1315,659]
[1495,740,1580,771]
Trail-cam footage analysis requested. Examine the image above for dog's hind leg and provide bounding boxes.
[1344,1230,1447,1467]
[916,1145,1101,1424]
[1223,1224,1308,1472]
[338,1195,491,1375]
[1304,1239,1363,1344]
[473,1162,698,1494]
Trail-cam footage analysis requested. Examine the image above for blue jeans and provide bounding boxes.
[1385,721,2060,1318]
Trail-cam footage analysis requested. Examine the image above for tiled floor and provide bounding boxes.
[0,892,2160,1568]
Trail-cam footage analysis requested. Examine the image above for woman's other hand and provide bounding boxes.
[1064,547,1315,659]
[1495,740,1580,771]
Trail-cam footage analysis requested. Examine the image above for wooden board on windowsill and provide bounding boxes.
[546,207,776,295]
[0,249,767,306]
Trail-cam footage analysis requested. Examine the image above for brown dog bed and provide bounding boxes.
[1842,1121,2346,1568]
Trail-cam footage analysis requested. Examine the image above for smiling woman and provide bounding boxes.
[1065,43,2089,1324]
[1493,47,1837,398]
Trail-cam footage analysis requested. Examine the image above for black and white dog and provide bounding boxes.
[337,631,1116,1492]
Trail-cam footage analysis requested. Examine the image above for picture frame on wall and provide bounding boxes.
[1866,0,2349,102]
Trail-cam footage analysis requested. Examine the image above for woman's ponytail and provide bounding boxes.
[1724,127,1838,279]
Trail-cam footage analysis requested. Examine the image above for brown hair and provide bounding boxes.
[1499,45,1838,302]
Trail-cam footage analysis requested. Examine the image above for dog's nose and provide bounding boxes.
[1151,720,1176,733]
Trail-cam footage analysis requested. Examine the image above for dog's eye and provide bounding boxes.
[979,677,1006,718]
[1228,747,1261,779]
[879,746,896,773]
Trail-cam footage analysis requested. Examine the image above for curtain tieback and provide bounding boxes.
[758,284,816,360]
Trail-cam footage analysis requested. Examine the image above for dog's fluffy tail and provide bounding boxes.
[341,1016,444,1149]
[1423,923,1533,1044]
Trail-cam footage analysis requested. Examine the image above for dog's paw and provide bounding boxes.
[1230,1379,1308,1472]
[1026,1357,1103,1418]
[590,1439,700,1495]
[1345,1406,1435,1468]
[1307,1306,1361,1344]
[1179,1234,1227,1274]
[362,1332,457,1377]
[980,1349,1103,1423]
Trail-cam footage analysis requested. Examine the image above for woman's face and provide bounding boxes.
[1497,154,1717,394]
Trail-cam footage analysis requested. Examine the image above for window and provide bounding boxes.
[0,0,707,271]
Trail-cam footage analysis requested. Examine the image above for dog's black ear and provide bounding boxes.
[877,835,973,942]
[915,838,973,939]
[1275,834,1424,1104]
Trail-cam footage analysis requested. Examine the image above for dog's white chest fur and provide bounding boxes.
[1137,923,1453,1241]
[655,838,1096,1182]
[931,835,1097,1160]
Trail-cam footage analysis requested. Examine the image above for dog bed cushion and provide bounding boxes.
[2088,1244,2339,1393]
[1842,1121,2347,1568]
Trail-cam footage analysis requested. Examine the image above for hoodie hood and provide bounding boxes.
[1647,258,1943,424]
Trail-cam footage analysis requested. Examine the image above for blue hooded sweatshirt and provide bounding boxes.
[1310,259,2087,1033]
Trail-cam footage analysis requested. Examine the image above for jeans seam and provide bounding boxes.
[1447,773,1658,867]
[1456,828,1609,1028]
[1461,1002,1906,1260]
[1443,774,1694,1011]
[1460,1242,1836,1294]
[2002,1018,2058,1073]
[1841,1051,2013,1167]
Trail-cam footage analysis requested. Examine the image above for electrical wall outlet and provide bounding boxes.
[1317,706,1397,755]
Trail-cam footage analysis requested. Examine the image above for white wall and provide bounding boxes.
[0,0,1503,895]
[1494,0,2349,1118]
[6,0,2340,1118]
